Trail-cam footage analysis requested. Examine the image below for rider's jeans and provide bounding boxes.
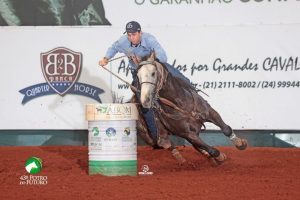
[141,107,158,140]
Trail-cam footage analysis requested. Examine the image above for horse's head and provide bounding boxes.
[136,52,158,108]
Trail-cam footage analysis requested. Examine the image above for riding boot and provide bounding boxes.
[141,107,158,141]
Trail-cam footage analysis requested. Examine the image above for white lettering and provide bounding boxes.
[25,85,50,97]
[74,84,97,96]
[45,53,60,75]
[62,53,77,75]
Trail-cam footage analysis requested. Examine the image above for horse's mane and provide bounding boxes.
[157,61,196,93]
[139,55,196,93]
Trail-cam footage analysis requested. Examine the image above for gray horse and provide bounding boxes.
[132,52,248,165]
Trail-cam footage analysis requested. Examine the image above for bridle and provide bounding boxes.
[137,60,158,88]
[136,60,169,108]
[136,60,205,121]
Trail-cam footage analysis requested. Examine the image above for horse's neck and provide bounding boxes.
[160,72,190,101]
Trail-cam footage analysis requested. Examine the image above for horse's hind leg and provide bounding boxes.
[185,133,226,164]
[205,107,248,150]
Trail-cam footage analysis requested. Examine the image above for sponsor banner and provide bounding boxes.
[0,25,299,129]
[1,0,299,26]
[103,0,300,26]
[109,25,300,129]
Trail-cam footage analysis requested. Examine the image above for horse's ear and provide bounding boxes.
[131,55,141,66]
[149,50,156,61]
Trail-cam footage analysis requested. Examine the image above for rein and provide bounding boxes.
[140,81,156,86]
[159,96,204,120]
[99,55,148,93]
[100,66,138,93]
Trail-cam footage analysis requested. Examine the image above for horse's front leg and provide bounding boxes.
[167,143,186,164]
[154,117,185,163]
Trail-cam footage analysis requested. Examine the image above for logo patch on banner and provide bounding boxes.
[19,47,104,104]
[41,47,81,95]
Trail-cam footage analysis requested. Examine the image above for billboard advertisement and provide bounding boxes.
[0,0,299,129]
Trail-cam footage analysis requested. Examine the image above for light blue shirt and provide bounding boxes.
[105,32,167,68]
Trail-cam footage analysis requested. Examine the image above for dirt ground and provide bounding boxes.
[0,146,299,200]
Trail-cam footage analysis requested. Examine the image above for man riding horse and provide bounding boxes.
[99,21,189,142]
[99,21,247,164]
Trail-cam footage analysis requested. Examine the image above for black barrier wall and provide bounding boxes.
[0,130,299,147]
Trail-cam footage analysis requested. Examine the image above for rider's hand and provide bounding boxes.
[99,57,109,67]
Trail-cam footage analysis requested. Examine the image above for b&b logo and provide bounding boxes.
[20,47,104,104]
[41,47,81,95]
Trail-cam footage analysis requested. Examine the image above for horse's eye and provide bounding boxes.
[151,72,155,77]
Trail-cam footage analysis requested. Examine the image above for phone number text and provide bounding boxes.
[193,81,300,89]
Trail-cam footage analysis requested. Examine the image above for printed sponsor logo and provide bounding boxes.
[92,127,100,136]
[124,127,131,136]
[19,47,104,104]
[20,157,48,185]
[96,104,132,115]
[105,127,116,137]
[138,164,153,175]
[25,157,42,174]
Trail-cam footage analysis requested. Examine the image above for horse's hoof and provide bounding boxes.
[216,152,227,162]
[200,149,210,158]
[152,144,164,150]
[157,138,172,149]
[235,139,248,150]
[171,149,186,164]
[211,152,226,165]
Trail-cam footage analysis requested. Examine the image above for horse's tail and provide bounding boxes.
[201,123,206,132]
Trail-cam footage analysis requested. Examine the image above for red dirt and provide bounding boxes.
[0,146,299,200]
